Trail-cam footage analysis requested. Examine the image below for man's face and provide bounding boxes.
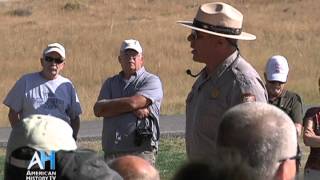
[119,49,143,76]
[187,30,221,64]
[265,80,286,98]
[41,51,65,79]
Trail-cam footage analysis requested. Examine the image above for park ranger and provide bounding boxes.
[177,2,268,161]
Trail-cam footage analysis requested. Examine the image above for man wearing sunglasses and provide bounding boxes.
[264,55,303,136]
[217,102,299,180]
[3,43,82,140]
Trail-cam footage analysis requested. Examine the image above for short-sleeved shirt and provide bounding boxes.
[269,90,303,124]
[98,67,163,154]
[303,107,320,170]
[3,72,82,124]
[185,51,268,161]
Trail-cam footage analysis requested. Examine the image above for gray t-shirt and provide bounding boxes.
[3,72,82,124]
[98,67,163,154]
[186,51,268,161]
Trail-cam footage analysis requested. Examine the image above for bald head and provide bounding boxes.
[109,155,160,180]
[217,102,297,179]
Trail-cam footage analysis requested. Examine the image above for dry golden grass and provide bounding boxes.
[0,0,319,126]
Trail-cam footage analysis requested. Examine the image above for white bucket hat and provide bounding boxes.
[265,55,289,83]
[177,2,256,40]
[6,114,77,158]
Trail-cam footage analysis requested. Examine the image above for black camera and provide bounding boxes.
[134,118,153,146]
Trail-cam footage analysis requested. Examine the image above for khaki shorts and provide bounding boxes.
[104,150,156,166]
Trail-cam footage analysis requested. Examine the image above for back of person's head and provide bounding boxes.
[5,114,77,180]
[55,149,123,180]
[5,114,122,180]
[173,150,261,180]
[109,155,159,180]
[6,114,77,159]
[217,102,298,180]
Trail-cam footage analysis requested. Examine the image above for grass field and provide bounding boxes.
[0,0,319,126]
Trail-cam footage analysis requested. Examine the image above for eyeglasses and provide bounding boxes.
[120,53,141,61]
[278,152,302,172]
[44,56,64,64]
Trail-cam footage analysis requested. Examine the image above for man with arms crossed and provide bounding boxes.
[94,39,163,165]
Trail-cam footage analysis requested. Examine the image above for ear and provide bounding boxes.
[118,56,121,63]
[40,57,44,66]
[274,160,296,180]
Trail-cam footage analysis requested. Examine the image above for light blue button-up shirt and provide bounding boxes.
[98,67,163,154]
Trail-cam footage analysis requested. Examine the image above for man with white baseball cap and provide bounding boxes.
[3,42,82,140]
[264,55,303,136]
[177,2,267,161]
[94,39,163,165]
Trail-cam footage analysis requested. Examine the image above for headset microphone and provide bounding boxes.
[186,69,202,78]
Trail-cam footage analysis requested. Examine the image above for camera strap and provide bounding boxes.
[149,113,160,142]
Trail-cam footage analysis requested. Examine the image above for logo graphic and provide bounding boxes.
[28,150,55,170]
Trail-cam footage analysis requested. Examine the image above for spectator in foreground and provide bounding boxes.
[5,114,122,180]
[217,102,298,180]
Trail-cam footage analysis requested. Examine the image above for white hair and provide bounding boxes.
[217,102,297,179]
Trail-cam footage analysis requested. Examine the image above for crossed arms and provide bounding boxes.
[93,95,152,119]
[304,116,320,148]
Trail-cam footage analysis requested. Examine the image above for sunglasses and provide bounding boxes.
[44,56,64,64]
[268,81,285,85]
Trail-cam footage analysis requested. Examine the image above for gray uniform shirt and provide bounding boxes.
[98,67,163,154]
[186,51,268,161]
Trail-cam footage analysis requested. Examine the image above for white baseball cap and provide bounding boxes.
[120,39,143,54]
[43,43,66,59]
[265,55,289,83]
[6,114,77,157]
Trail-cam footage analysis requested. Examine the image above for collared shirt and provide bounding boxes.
[97,67,163,154]
[269,90,303,124]
[186,51,267,161]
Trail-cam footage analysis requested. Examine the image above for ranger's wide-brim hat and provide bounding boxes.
[177,2,256,40]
